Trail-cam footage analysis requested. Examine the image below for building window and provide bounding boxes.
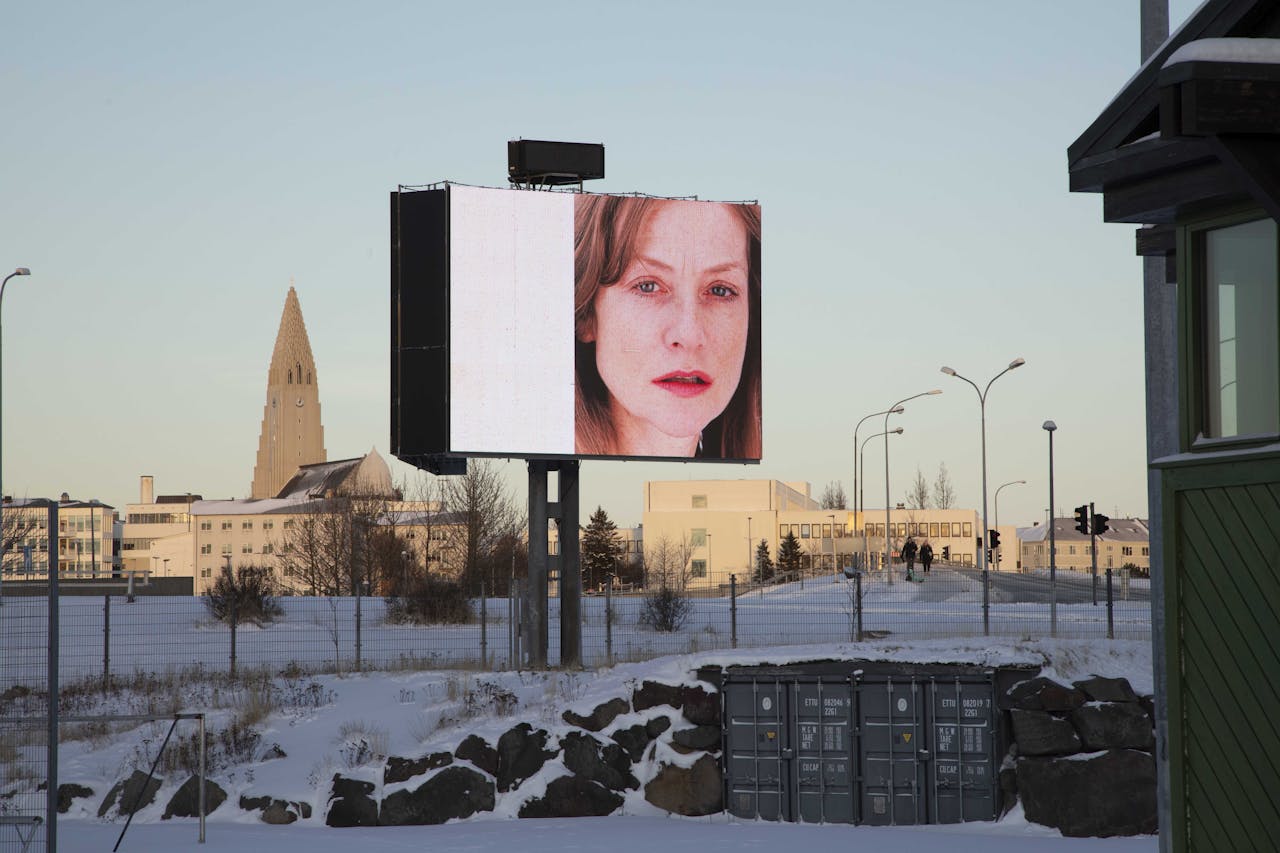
[951,522,962,537]
[200,567,212,578]
[1195,216,1279,440]
[283,519,294,529]
[1142,547,1149,556]
[690,559,707,578]
[200,544,212,555]
[263,521,273,530]
[790,524,799,537]
[221,521,232,531]
[262,543,274,555]
[200,521,211,531]
[801,524,810,538]
[1122,546,1133,556]
[779,524,788,539]
[896,523,907,538]
[822,524,831,538]
[221,544,231,555]
[242,522,253,531]
[241,543,253,554]
[691,495,707,509]
[691,528,707,547]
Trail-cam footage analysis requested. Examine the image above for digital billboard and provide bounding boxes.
[392,185,761,465]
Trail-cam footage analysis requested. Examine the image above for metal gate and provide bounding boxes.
[724,667,999,826]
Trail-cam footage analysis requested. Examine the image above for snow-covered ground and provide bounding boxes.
[57,811,1159,852]
[0,570,1151,686]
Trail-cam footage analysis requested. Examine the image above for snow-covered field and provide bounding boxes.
[0,569,1151,686]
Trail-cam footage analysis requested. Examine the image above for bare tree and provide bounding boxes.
[906,467,930,510]
[443,460,521,595]
[934,463,956,509]
[641,533,692,592]
[275,485,403,596]
[820,481,848,510]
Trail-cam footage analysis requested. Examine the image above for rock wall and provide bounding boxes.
[999,675,1157,837]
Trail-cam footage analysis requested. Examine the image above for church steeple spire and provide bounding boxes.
[250,286,326,498]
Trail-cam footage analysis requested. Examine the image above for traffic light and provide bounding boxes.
[1092,513,1110,535]
[988,529,1001,550]
[1074,505,1090,535]
[942,545,950,561]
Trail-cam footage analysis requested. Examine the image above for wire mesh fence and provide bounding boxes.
[0,595,50,853]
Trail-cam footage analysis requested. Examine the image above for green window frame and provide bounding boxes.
[1181,209,1280,449]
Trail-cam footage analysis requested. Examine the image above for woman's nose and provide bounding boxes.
[662,299,707,349]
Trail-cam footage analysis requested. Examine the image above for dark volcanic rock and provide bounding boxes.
[518,775,623,818]
[563,697,630,732]
[496,724,555,792]
[379,766,495,826]
[1017,749,1157,837]
[611,723,653,762]
[456,734,499,776]
[671,725,721,754]
[57,783,94,814]
[561,731,638,791]
[325,775,378,827]
[162,776,227,819]
[384,751,453,785]
[98,770,162,818]
[1073,677,1139,704]
[261,801,297,824]
[1010,709,1082,756]
[644,754,722,817]
[239,795,271,812]
[632,681,684,712]
[680,685,719,726]
[1004,677,1087,712]
[1069,702,1154,751]
[646,715,671,739]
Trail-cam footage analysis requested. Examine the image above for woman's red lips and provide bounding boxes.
[653,371,712,397]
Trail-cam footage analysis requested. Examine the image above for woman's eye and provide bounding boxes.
[708,283,737,298]
[633,280,659,294]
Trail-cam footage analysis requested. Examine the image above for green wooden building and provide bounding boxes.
[1069,2,1280,851]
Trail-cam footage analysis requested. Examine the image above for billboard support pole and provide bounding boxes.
[527,463,550,668]
[557,460,582,668]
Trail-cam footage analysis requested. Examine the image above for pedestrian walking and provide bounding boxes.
[920,541,933,574]
[902,537,918,580]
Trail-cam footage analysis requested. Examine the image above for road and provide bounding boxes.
[947,566,1150,605]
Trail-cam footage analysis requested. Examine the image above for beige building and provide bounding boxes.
[2,495,117,579]
[640,479,983,590]
[1018,517,1151,574]
[120,475,198,579]
[250,286,326,499]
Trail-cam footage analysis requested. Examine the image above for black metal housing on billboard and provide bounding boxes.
[508,140,604,186]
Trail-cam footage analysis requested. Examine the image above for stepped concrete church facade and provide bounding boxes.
[250,286,326,499]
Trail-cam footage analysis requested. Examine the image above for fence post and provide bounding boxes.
[356,583,365,673]
[730,574,737,649]
[229,592,238,680]
[102,594,111,692]
[480,580,488,669]
[856,571,864,642]
[1106,567,1114,639]
[605,576,613,665]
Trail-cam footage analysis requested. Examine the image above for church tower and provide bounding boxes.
[250,286,327,498]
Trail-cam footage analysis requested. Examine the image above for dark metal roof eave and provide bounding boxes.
[1068,0,1260,167]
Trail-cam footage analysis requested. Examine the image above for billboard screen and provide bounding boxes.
[392,185,761,464]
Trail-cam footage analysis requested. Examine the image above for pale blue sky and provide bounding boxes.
[2,1,1203,528]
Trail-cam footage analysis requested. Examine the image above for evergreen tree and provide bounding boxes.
[777,531,803,580]
[581,506,624,592]
[754,538,775,583]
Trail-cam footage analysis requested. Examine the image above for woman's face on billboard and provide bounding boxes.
[586,202,750,456]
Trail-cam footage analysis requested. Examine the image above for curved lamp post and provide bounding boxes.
[993,479,1027,572]
[0,267,32,587]
[940,358,1024,633]
[854,406,902,521]
[884,390,941,584]
[862,427,902,571]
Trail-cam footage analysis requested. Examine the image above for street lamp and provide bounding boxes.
[854,407,903,522]
[940,358,1024,634]
[885,390,942,584]
[0,268,32,582]
[993,479,1027,572]
[745,516,753,583]
[1043,420,1058,637]
[828,513,836,579]
[862,428,902,571]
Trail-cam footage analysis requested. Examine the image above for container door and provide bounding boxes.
[858,676,927,825]
[792,679,855,823]
[928,677,998,823]
[724,678,790,821]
